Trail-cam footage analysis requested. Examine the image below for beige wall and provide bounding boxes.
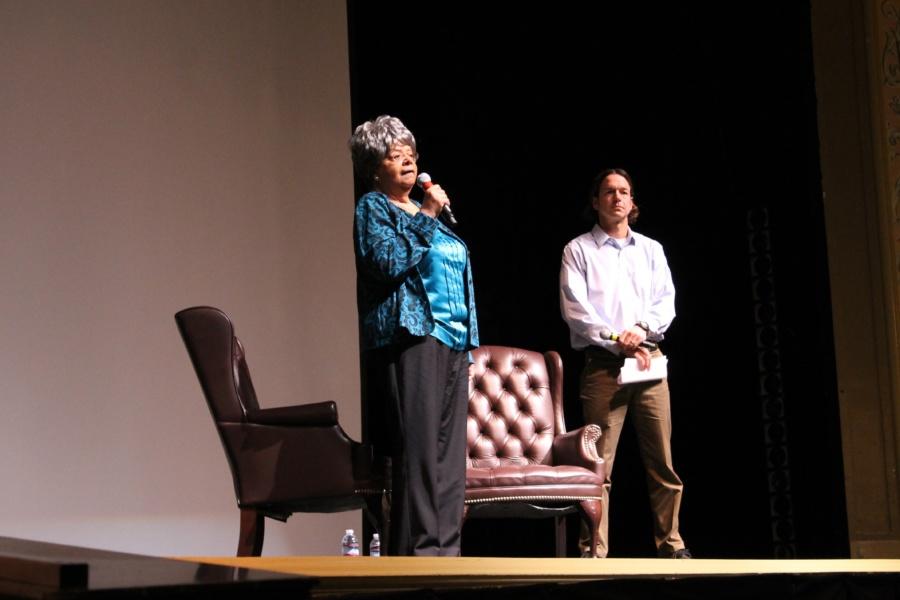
[0,1,359,556]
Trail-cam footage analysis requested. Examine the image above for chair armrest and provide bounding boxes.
[245,401,338,427]
[551,425,605,477]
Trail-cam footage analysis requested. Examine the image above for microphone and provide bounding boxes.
[416,172,458,226]
[599,326,659,351]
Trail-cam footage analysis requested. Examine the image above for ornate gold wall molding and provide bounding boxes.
[883,3,900,339]
[874,1,900,502]
[812,0,900,557]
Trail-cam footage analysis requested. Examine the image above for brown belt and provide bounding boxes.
[585,346,626,367]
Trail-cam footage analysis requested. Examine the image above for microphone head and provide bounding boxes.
[416,172,432,189]
[598,326,613,340]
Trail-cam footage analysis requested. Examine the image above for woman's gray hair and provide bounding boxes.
[349,115,417,188]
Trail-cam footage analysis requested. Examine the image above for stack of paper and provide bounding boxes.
[617,355,668,385]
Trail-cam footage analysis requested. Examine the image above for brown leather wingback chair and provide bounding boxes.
[465,345,605,557]
[175,306,388,556]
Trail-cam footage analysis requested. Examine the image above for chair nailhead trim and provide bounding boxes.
[465,495,602,504]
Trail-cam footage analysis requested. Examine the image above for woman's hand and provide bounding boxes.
[419,184,450,219]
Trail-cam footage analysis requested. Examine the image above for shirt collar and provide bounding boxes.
[591,224,635,249]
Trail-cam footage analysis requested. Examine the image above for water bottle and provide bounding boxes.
[369,533,381,557]
[340,528,360,556]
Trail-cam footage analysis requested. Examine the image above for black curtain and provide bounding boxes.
[348,1,847,558]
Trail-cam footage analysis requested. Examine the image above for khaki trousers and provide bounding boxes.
[579,348,685,557]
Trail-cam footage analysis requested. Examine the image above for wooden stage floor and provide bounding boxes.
[176,555,900,598]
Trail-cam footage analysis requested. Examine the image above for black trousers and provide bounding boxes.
[363,336,469,556]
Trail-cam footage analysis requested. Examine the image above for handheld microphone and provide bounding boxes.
[416,172,458,226]
[599,326,659,351]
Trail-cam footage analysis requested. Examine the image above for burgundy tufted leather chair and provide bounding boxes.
[175,306,388,556]
[465,345,605,557]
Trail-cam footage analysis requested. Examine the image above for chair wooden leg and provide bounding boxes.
[238,508,264,557]
[379,458,392,555]
[578,499,602,558]
[363,492,391,556]
[554,515,567,557]
[380,490,391,555]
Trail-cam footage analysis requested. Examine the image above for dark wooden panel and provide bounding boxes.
[0,537,314,599]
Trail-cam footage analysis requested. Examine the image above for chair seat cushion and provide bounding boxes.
[465,464,603,503]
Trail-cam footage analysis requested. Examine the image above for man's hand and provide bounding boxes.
[615,325,647,349]
[617,325,651,370]
[623,346,652,370]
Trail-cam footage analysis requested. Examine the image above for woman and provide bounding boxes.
[349,115,478,556]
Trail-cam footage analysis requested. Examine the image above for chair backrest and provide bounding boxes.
[467,345,567,469]
[175,306,260,424]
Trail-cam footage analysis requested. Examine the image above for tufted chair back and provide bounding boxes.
[468,346,566,468]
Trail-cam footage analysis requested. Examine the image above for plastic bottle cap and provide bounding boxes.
[345,529,353,535]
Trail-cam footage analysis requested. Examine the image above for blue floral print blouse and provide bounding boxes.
[354,191,479,351]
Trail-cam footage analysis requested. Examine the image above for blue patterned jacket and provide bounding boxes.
[354,191,479,351]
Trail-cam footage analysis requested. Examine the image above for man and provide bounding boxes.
[559,168,690,559]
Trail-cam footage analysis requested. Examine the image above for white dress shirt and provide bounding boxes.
[560,224,675,352]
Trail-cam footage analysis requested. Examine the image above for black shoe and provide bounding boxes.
[672,548,692,559]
